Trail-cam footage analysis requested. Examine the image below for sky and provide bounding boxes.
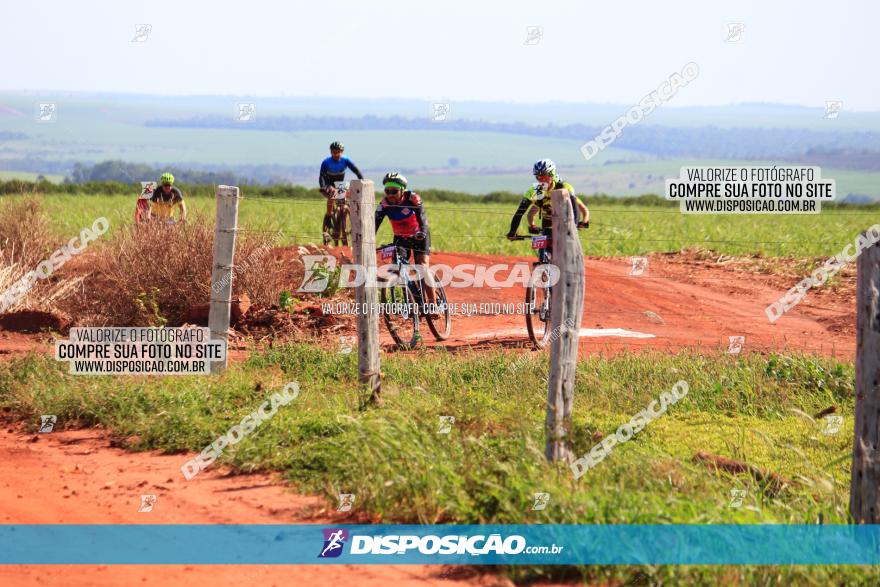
[2,0,878,110]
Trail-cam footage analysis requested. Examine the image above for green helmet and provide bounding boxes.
[382,172,407,189]
[160,172,174,185]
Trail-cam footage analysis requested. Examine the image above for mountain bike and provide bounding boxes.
[511,232,554,349]
[325,181,351,247]
[376,242,452,349]
[135,181,154,225]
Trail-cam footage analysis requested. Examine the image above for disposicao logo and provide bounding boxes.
[318,528,349,558]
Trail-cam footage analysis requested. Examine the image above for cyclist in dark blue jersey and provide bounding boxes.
[319,141,363,239]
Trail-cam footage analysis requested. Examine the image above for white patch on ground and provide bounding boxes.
[472,328,655,340]
[578,328,655,339]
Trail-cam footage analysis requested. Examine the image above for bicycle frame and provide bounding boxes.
[380,245,426,306]
[377,243,423,347]
[511,233,554,348]
[327,181,351,246]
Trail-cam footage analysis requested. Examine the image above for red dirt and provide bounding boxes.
[0,249,856,584]
[0,310,70,334]
[0,330,51,357]
[0,424,502,586]
[398,250,855,358]
[0,250,856,360]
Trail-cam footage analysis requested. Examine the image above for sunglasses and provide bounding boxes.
[384,187,401,195]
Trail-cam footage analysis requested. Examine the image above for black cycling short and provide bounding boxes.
[393,234,430,259]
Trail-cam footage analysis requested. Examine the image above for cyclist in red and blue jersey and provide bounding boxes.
[319,141,363,237]
[375,172,436,306]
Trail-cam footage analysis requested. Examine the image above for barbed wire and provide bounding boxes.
[237,197,877,252]
[241,195,880,217]
[418,336,850,356]
[214,196,859,359]
[234,226,859,249]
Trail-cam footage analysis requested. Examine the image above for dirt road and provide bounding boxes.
[401,250,855,357]
[0,250,854,359]
[0,425,499,586]
[0,250,855,585]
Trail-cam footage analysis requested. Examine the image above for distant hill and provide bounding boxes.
[145,114,880,170]
[1,92,879,199]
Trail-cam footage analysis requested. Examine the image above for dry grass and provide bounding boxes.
[0,197,85,315]
[63,217,291,326]
[0,197,56,269]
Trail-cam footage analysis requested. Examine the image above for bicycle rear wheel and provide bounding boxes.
[380,279,421,349]
[424,278,452,341]
[331,205,344,246]
[525,279,552,349]
[341,207,351,246]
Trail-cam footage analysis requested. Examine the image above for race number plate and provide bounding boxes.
[531,236,549,250]
[380,245,396,260]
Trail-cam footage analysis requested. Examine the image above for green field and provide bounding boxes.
[0,98,644,169]
[415,160,880,198]
[3,92,880,198]
[1,187,876,583]
[0,170,64,183]
[3,162,879,200]
[21,192,880,258]
[0,347,870,584]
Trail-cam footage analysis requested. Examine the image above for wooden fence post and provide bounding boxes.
[350,179,382,404]
[207,185,240,374]
[850,233,880,522]
[545,188,585,461]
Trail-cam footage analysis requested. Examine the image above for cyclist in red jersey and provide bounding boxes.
[374,172,436,306]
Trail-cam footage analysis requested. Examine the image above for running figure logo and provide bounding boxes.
[40,415,58,434]
[438,415,455,434]
[139,494,157,512]
[36,103,57,123]
[824,100,842,120]
[524,25,544,45]
[298,255,337,293]
[318,528,349,558]
[629,257,648,276]
[338,336,356,355]
[822,415,843,435]
[727,336,745,355]
[237,103,256,122]
[431,103,451,122]
[39,415,57,433]
[532,492,550,510]
[337,493,355,512]
[724,23,745,43]
[132,24,152,42]
[728,488,746,508]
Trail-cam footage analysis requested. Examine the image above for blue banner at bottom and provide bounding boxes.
[1,524,879,565]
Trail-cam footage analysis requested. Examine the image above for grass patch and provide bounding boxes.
[4,191,878,258]
[0,346,870,584]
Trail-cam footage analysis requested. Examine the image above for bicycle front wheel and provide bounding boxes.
[425,278,452,341]
[525,280,552,349]
[380,279,421,349]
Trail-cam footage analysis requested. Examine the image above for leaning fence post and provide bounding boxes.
[207,185,240,374]
[350,179,382,404]
[545,188,585,462]
[850,232,880,522]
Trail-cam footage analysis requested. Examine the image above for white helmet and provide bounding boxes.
[533,159,557,178]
